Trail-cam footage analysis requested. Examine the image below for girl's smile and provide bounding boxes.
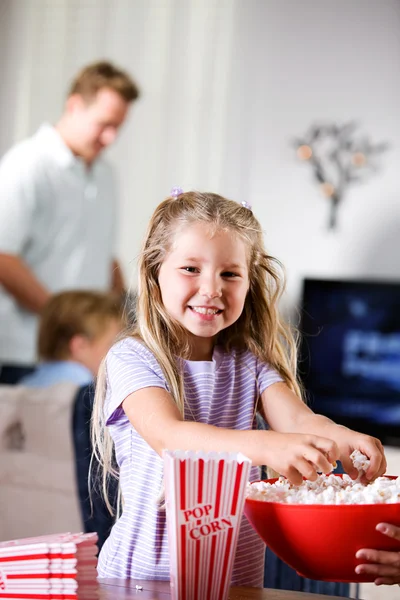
[188,304,223,324]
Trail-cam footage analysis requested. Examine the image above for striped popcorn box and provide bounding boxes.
[164,450,251,600]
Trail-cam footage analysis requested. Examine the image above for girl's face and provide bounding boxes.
[158,223,249,360]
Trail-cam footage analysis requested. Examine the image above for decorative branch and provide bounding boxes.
[293,122,389,229]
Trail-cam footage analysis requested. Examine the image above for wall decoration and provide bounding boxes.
[293,122,389,229]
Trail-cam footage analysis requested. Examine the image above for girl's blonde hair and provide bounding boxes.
[92,191,302,514]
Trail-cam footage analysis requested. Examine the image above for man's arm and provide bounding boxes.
[0,145,49,314]
[110,258,125,296]
[0,253,50,313]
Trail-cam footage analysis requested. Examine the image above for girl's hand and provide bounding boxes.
[355,523,400,585]
[264,431,339,486]
[332,426,386,482]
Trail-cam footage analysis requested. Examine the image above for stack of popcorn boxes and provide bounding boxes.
[0,532,99,599]
[164,450,251,600]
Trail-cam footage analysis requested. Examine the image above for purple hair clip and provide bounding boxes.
[171,186,184,199]
[241,200,252,211]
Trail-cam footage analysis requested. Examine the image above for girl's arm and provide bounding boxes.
[261,382,386,481]
[122,386,338,486]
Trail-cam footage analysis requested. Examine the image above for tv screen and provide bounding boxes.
[299,278,400,446]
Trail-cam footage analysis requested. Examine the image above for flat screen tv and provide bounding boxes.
[299,278,400,446]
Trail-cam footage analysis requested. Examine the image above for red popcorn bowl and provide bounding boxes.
[244,476,400,582]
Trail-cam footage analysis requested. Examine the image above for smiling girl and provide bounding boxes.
[92,190,386,586]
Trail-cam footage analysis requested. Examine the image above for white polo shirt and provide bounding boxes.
[0,124,117,364]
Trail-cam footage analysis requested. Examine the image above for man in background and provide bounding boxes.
[0,61,140,383]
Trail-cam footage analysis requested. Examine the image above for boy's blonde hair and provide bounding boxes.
[38,290,122,361]
[92,191,302,514]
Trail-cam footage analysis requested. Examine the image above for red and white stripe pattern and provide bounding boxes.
[165,450,251,600]
[0,533,99,599]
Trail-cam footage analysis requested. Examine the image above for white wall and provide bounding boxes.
[1,0,400,307]
[223,0,400,310]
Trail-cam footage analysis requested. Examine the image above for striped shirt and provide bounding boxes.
[97,337,282,586]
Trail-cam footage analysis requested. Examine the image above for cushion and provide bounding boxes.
[18,382,79,461]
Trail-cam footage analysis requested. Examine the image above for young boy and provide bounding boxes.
[21,290,123,387]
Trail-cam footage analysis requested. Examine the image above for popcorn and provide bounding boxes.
[247,474,400,505]
[246,451,386,505]
[350,449,370,473]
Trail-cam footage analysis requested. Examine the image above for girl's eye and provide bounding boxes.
[222,271,239,278]
[182,266,198,273]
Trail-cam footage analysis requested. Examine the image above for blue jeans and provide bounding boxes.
[72,384,118,550]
